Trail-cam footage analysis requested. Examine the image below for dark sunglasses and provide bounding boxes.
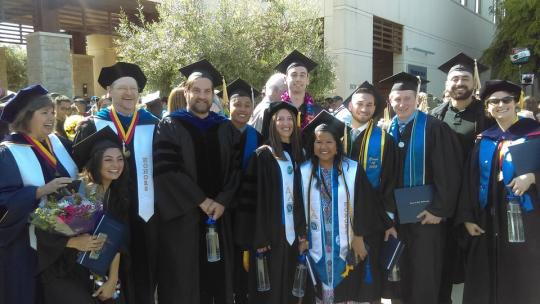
[487,96,515,105]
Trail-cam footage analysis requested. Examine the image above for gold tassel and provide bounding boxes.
[242,251,250,272]
[222,76,230,116]
[473,59,482,96]
[518,90,525,110]
[343,124,348,154]
[297,111,301,128]
[341,263,354,278]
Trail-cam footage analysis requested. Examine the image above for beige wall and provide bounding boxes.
[87,34,117,97]
[0,47,7,91]
[72,54,95,97]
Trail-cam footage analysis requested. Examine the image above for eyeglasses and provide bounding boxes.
[487,96,515,105]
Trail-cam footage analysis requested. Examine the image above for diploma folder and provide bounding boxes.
[381,235,405,271]
[508,138,540,176]
[394,184,434,224]
[77,214,125,276]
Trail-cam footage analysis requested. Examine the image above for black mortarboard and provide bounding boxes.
[261,101,299,139]
[343,81,386,117]
[438,52,488,74]
[0,93,15,104]
[480,80,522,101]
[379,72,429,92]
[179,59,223,87]
[72,126,123,169]
[302,110,345,139]
[0,84,48,123]
[217,78,260,100]
[98,62,147,92]
[275,50,318,74]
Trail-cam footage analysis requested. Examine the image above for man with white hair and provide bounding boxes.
[248,73,286,132]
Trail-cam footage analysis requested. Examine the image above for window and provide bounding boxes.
[373,16,403,54]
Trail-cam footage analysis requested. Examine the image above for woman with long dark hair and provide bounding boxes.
[300,112,383,303]
[36,126,132,303]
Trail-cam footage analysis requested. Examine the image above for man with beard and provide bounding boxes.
[430,53,493,304]
[153,59,240,304]
[273,50,322,133]
[53,95,72,140]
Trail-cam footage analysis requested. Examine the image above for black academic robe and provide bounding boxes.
[390,114,463,304]
[153,114,240,304]
[302,159,386,303]
[456,118,540,304]
[347,124,400,300]
[431,99,494,303]
[244,145,306,304]
[0,134,72,304]
[230,125,263,304]
[73,109,159,304]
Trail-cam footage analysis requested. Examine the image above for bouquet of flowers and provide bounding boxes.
[31,182,104,236]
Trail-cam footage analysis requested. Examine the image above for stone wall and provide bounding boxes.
[72,54,95,97]
[26,32,74,97]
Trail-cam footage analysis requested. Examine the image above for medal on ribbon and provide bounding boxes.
[109,107,139,158]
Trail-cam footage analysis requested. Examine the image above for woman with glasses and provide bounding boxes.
[456,80,540,304]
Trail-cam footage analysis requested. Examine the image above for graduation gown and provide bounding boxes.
[389,111,463,304]
[245,145,306,304]
[153,111,240,304]
[301,158,385,302]
[229,125,262,304]
[346,121,399,299]
[456,118,540,304]
[0,133,75,304]
[73,108,159,304]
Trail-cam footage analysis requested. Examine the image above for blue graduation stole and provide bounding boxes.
[389,111,427,187]
[358,120,385,188]
[242,126,258,172]
[478,136,533,211]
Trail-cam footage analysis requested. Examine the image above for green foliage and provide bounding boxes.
[4,45,28,91]
[115,0,335,99]
[482,0,540,81]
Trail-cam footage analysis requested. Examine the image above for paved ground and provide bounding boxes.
[381,283,464,304]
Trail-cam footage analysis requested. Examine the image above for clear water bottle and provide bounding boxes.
[507,195,525,243]
[206,217,221,262]
[256,252,271,292]
[292,254,307,297]
[388,264,400,282]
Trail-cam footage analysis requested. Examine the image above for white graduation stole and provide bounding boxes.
[3,134,78,249]
[95,118,155,222]
[266,146,296,245]
[301,158,358,263]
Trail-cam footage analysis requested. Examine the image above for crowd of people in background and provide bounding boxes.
[0,49,539,304]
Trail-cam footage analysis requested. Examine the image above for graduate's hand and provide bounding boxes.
[508,173,536,196]
[298,238,308,254]
[417,210,442,225]
[384,227,398,241]
[36,177,73,199]
[199,198,213,215]
[208,201,225,220]
[66,234,105,252]
[257,246,270,253]
[464,222,485,236]
[92,277,117,301]
[351,235,368,261]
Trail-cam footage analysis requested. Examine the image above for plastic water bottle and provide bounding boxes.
[292,254,307,297]
[256,252,271,292]
[388,264,400,282]
[507,195,525,243]
[206,217,221,262]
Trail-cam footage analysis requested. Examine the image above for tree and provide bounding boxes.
[482,0,540,82]
[4,45,28,91]
[115,0,335,99]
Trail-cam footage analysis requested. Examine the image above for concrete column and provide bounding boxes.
[72,54,95,98]
[26,31,73,97]
[87,34,117,97]
[0,47,8,91]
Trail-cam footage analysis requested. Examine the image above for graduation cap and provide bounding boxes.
[98,62,147,92]
[302,110,345,139]
[261,101,299,139]
[275,50,318,74]
[438,52,488,74]
[179,59,223,87]
[379,72,429,92]
[480,80,522,101]
[343,81,386,118]
[0,84,48,123]
[72,126,123,169]
[141,91,161,104]
[217,78,260,101]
